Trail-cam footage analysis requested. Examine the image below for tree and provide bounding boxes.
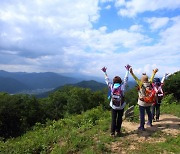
[163,71,180,101]
[125,86,138,106]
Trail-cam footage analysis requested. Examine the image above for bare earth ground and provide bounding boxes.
[108,114,180,153]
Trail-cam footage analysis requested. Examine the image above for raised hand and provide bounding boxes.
[153,68,158,73]
[125,64,131,71]
[101,67,107,73]
[129,67,133,74]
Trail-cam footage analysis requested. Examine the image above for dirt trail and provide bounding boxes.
[109,114,180,153]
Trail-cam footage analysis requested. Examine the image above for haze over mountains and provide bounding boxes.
[0,70,136,95]
[0,70,80,94]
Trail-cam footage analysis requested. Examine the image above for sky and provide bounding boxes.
[0,0,180,79]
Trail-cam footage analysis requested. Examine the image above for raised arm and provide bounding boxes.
[129,67,141,86]
[149,68,158,83]
[101,67,112,88]
[161,73,170,84]
[123,64,131,86]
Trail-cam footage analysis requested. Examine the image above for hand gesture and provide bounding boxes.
[125,64,131,71]
[129,67,133,74]
[101,67,107,73]
[153,68,158,73]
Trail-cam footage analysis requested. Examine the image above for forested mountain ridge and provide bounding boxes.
[0,77,30,93]
[36,80,107,98]
[0,70,79,93]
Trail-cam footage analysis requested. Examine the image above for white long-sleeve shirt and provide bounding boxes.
[105,70,129,110]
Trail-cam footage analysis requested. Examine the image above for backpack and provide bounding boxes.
[156,86,164,103]
[111,86,124,107]
[153,78,164,103]
[153,78,161,86]
[140,83,156,103]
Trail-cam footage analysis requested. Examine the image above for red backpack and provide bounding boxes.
[141,83,156,103]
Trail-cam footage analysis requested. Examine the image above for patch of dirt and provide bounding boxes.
[109,114,180,153]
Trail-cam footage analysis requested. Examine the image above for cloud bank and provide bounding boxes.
[0,0,179,79]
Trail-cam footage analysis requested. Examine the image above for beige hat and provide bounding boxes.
[141,73,148,82]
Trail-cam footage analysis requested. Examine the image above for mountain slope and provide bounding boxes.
[0,70,79,93]
[67,80,107,91]
[37,80,107,98]
[0,77,30,93]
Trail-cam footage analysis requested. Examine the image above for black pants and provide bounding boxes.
[152,103,161,120]
[111,108,124,134]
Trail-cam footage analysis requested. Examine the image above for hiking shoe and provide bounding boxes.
[111,132,115,137]
[146,122,153,127]
[116,132,121,137]
[138,127,145,131]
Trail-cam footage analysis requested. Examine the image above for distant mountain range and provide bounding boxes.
[37,80,137,98]
[0,70,80,94]
[37,80,107,98]
[0,70,136,95]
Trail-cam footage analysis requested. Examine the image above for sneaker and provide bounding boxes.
[138,127,145,131]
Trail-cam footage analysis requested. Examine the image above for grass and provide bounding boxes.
[131,134,180,154]
[0,98,179,154]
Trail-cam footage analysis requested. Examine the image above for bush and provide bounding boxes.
[164,71,180,101]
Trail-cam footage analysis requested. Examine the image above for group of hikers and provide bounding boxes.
[101,64,169,137]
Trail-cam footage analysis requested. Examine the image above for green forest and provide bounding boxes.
[0,71,179,153]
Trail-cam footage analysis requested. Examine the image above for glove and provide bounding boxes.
[125,64,131,71]
[101,67,107,73]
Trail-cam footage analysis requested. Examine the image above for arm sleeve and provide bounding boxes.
[121,70,129,92]
[131,72,142,87]
[149,71,156,83]
[161,73,170,84]
[105,74,112,89]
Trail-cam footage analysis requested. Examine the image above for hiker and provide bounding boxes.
[129,67,158,131]
[152,73,169,122]
[101,64,130,137]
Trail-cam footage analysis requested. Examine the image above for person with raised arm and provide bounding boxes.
[129,67,158,131]
[152,73,169,122]
[101,64,131,137]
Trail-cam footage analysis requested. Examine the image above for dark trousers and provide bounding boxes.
[152,103,160,120]
[139,105,152,128]
[111,108,124,134]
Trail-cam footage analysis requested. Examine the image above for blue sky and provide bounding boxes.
[0,0,180,79]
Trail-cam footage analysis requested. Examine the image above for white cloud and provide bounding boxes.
[105,5,111,9]
[100,0,114,3]
[129,24,143,32]
[145,17,170,30]
[159,16,180,48]
[116,0,180,17]
[115,0,125,7]
[0,0,179,79]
